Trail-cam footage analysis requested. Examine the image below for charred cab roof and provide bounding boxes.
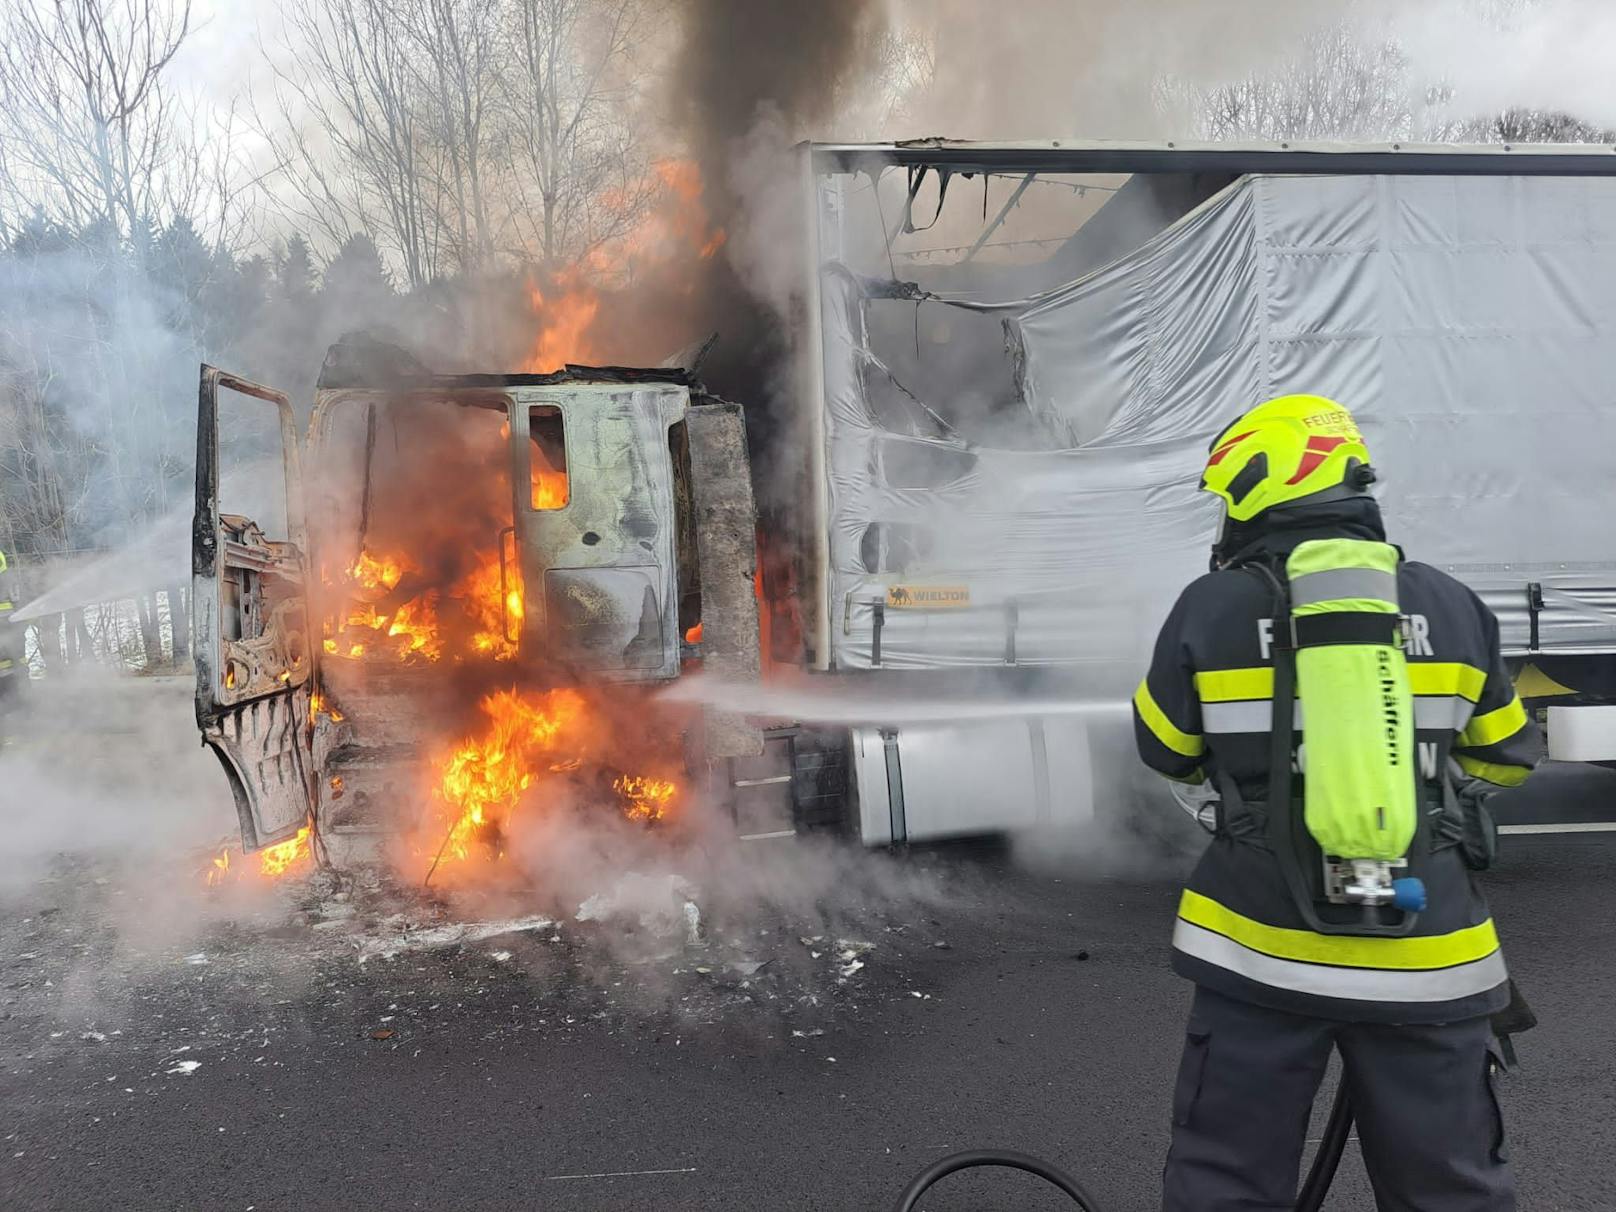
[317,333,694,393]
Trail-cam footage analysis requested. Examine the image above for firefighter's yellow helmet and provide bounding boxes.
[1201,395,1374,523]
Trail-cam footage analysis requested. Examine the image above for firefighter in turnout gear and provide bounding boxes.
[1135,396,1541,1212]
[0,547,20,746]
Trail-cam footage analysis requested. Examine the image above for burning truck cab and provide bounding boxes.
[192,337,762,873]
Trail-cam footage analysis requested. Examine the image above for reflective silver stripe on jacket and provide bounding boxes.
[1288,566,1400,607]
[1172,919,1508,1003]
[1201,696,1476,734]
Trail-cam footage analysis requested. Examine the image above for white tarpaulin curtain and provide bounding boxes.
[821,173,1616,673]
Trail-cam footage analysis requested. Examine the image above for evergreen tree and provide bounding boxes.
[324,233,391,299]
[149,216,216,339]
[278,235,317,303]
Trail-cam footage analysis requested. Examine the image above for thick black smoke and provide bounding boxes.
[671,1,881,179]
[665,1,884,422]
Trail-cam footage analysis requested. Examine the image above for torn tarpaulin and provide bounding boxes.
[818,172,1616,673]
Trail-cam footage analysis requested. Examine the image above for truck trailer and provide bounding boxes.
[795,139,1616,845]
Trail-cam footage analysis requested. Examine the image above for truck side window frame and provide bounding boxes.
[528,403,569,511]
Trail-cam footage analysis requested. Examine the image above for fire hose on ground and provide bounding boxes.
[889,1082,1352,1211]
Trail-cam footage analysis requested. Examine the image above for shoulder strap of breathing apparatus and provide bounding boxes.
[1241,541,1427,939]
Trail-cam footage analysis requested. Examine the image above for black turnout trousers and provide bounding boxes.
[1163,986,1513,1212]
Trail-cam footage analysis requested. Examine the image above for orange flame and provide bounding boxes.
[423,688,682,880]
[205,848,230,886]
[325,546,527,665]
[614,774,678,822]
[531,443,569,511]
[459,552,523,660]
[260,825,313,878]
[524,271,601,372]
[385,592,442,660]
[349,549,405,593]
[200,823,313,888]
[521,158,723,371]
[323,548,440,663]
[311,691,345,723]
[431,688,585,870]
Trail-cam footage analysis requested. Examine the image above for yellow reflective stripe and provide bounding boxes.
[1177,889,1500,971]
[1133,680,1204,758]
[1454,754,1531,788]
[1460,696,1529,748]
[1196,662,1486,706]
[1174,919,1508,1003]
[1407,662,1486,702]
[1195,667,1273,702]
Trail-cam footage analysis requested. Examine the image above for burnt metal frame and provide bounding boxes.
[192,365,312,724]
[191,365,318,850]
[811,139,1616,178]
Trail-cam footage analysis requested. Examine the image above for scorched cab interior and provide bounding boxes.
[191,337,762,861]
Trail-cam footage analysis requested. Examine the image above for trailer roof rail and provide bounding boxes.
[807,138,1616,177]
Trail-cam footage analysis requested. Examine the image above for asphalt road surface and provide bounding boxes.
[2,804,1612,1210]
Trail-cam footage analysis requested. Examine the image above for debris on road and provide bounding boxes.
[575,872,701,944]
[357,914,556,963]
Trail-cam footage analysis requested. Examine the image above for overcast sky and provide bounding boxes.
[161,0,1616,142]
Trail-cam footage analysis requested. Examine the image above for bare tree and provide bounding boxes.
[871,24,937,132]
[0,0,195,246]
[506,0,656,268]
[0,1,243,565]
[403,0,503,271]
[1162,2,1612,148]
[265,0,660,281]
[1439,106,1616,144]
[1166,27,1418,142]
[266,0,444,288]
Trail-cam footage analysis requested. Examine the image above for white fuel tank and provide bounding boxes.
[850,712,1111,845]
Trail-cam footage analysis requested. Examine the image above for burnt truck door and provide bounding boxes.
[510,383,687,680]
[192,366,317,850]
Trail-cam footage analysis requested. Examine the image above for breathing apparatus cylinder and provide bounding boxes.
[1285,539,1416,865]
